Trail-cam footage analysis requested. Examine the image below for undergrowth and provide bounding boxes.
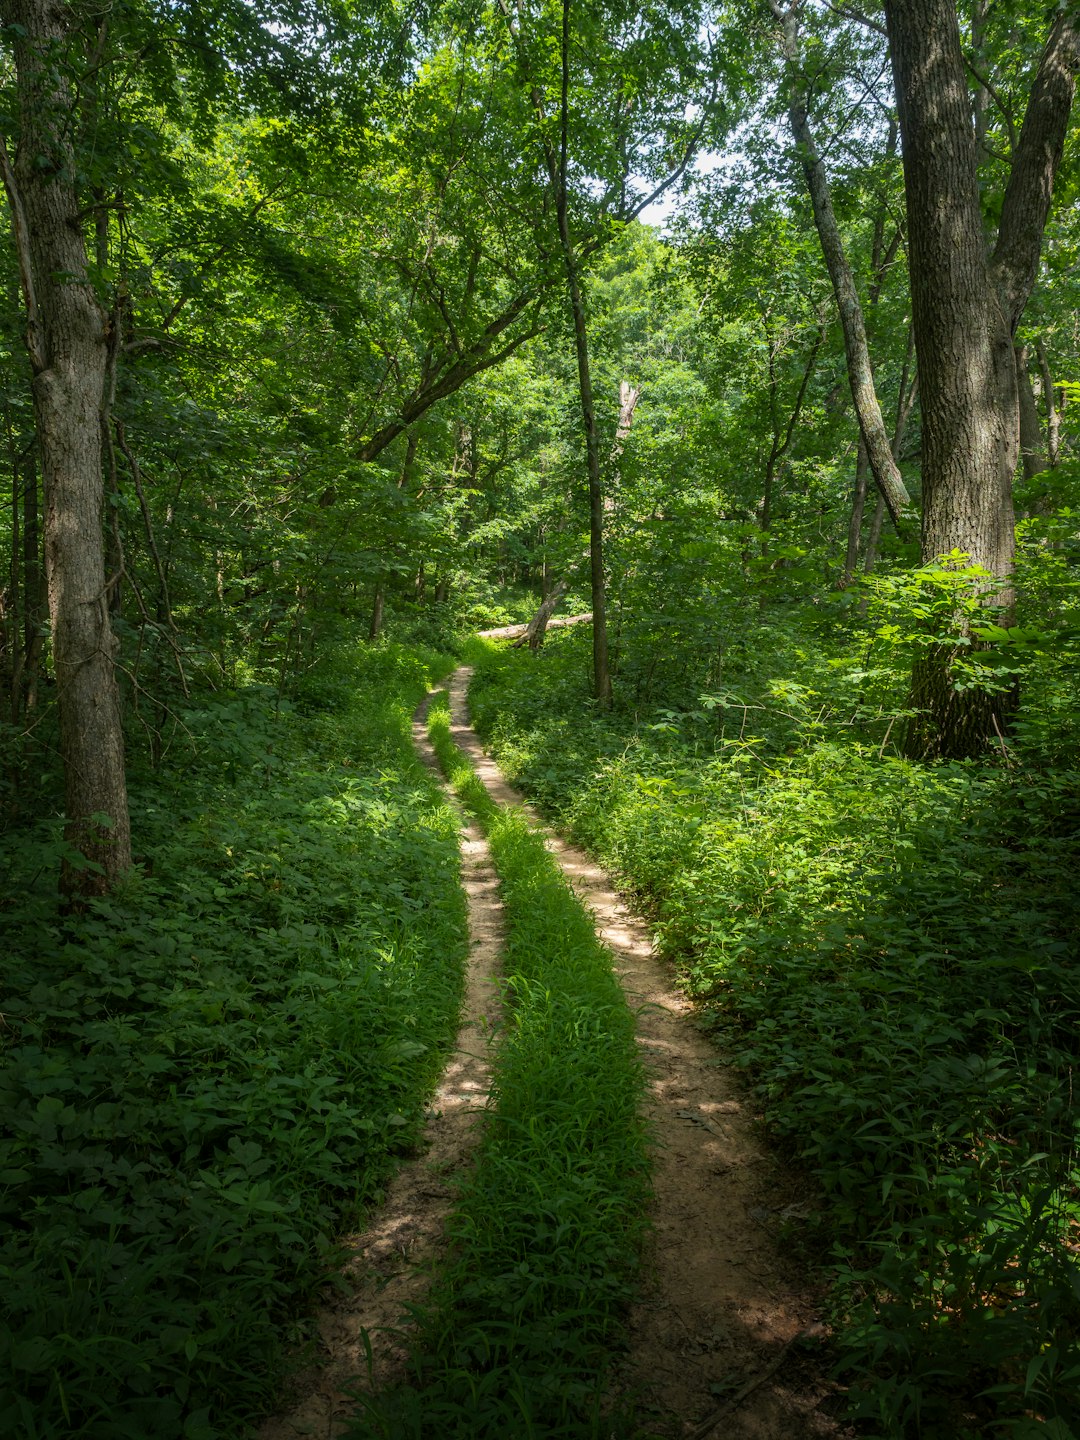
[349,691,650,1439]
[466,619,1080,1438]
[0,642,467,1440]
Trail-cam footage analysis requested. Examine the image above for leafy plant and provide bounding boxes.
[0,643,468,1439]
[467,620,1080,1435]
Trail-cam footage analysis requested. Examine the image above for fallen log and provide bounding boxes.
[512,580,569,650]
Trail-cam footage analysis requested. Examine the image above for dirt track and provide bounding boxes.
[260,623,845,1437]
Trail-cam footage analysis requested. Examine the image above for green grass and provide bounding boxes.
[465,622,1080,1438]
[349,691,651,1439]
[0,642,468,1440]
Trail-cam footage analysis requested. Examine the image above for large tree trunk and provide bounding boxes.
[884,0,1079,760]
[1,0,131,894]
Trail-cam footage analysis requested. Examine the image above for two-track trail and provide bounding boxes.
[261,629,846,1438]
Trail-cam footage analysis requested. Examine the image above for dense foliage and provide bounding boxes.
[0,644,467,1437]
[2,0,1079,1434]
[467,607,1080,1434]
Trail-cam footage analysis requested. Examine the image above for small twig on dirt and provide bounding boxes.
[688,1333,800,1439]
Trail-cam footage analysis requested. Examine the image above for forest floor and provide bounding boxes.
[261,621,848,1440]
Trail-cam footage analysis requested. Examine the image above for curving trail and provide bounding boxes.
[262,624,846,1438]
[258,695,504,1440]
[445,657,846,1438]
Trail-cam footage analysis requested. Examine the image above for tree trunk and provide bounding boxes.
[513,579,569,651]
[772,0,911,530]
[884,0,1080,760]
[843,439,869,587]
[5,439,21,724]
[368,580,385,640]
[761,321,823,555]
[1035,340,1063,467]
[1016,344,1047,482]
[556,0,611,707]
[22,451,43,713]
[1,0,131,895]
[368,431,418,640]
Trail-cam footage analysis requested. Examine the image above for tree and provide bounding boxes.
[1,0,132,896]
[883,0,1080,758]
[493,0,726,706]
[769,0,911,531]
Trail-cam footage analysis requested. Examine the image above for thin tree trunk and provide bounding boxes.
[22,451,43,712]
[1,0,131,895]
[761,323,823,554]
[863,339,917,584]
[556,0,610,706]
[1015,344,1047,481]
[843,439,869,586]
[7,439,21,723]
[369,431,419,640]
[368,582,386,640]
[1035,340,1062,467]
[772,0,911,531]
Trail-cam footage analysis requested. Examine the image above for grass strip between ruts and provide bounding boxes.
[348,689,652,1439]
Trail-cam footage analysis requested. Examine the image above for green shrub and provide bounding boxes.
[0,643,467,1439]
[467,622,1080,1436]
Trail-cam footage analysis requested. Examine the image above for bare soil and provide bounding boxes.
[260,628,849,1438]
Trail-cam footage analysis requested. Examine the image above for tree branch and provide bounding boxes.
[991,12,1080,330]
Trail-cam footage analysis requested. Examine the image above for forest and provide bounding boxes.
[1,0,1079,1436]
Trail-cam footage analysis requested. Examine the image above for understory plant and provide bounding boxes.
[467,619,1080,1437]
[0,642,467,1440]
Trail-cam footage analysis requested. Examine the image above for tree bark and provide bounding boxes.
[1035,340,1063,467]
[1,0,131,894]
[22,451,43,713]
[513,579,569,651]
[883,0,1080,760]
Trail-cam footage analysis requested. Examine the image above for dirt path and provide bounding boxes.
[261,632,845,1438]
[258,696,504,1439]
[443,663,846,1439]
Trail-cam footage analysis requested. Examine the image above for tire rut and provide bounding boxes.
[445,659,847,1439]
[258,692,504,1439]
